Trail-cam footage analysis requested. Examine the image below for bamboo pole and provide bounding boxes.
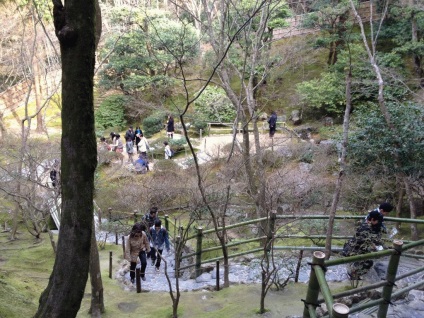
[332,303,349,318]
[318,265,424,303]
[377,240,403,318]
[303,251,325,318]
[313,261,333,316]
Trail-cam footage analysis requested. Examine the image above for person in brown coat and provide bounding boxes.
[125,223,150,283]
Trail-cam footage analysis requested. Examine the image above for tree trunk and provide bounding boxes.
[34,0,97,316]
[404,177,418,241]
[325,67,352,259]
[411,9,424,87]
[89,219,105,317]
[395,176,405,230]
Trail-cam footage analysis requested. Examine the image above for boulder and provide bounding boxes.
[290,110,302,125]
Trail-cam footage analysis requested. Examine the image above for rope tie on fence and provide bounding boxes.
[307,261,327,273]
[301,299,321,308]
[386,280,397,287]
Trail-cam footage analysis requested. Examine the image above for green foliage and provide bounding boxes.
[95,95,127,130]
[297,72,345,114]
[99,9,199,94]
[194,86,237,123]
[349,102,424,176]
[142,111,167,137]
[297,44,409,115]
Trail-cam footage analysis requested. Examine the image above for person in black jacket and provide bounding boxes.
[267,111,277,137]
[125,126,135,144]
[167,115,174,139]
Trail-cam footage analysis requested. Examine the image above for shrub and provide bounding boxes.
[95,95,128,130]
[194,86,236,122]
[142,111,167,137]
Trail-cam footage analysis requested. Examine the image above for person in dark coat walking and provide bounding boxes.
[268,111,277,137]
[149,220,170,272]
[167,115,174,139]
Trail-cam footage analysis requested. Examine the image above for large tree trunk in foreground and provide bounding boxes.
[34,0,97,316]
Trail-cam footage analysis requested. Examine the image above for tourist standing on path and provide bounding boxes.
[166,115,174,139]
[137,133,150,160]
[125,223,150,283]
[135,126,142,153]
[125,135,135,164]
[268,111,277,138]
[150,220,170,272]
[164,141,172,159]
[110,133,124,164]
[364,202,393,234]
[125,126,136,144]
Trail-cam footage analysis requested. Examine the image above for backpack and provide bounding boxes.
[170,148,175,157]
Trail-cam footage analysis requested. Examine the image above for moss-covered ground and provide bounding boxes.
[0,227,351,318]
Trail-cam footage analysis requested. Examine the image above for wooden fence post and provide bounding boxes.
[109,251,112,279]
[377,240,404,318]
[195,227,203,278]
[133,210,138,223]
[302,251,325,318]
[216,260,220,291]
[164,214,169,232]
[136,268,141,293]
[122,236,126,258]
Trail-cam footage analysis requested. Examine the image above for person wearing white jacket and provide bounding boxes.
[137,133,150,158]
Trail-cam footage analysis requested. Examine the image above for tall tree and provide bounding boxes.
[34,0,97,316]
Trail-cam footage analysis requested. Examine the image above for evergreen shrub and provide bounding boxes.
[95,95,127,130]
[142,111,167,137]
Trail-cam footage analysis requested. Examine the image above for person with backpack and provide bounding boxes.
[164,141,173,159]
[124,223,150,283]
[342,211,384,280]
[149,219,170,272]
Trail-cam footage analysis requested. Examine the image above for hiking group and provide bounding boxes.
[342,202,394,281]
[99,119,176,172]
[124,207,170,284]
